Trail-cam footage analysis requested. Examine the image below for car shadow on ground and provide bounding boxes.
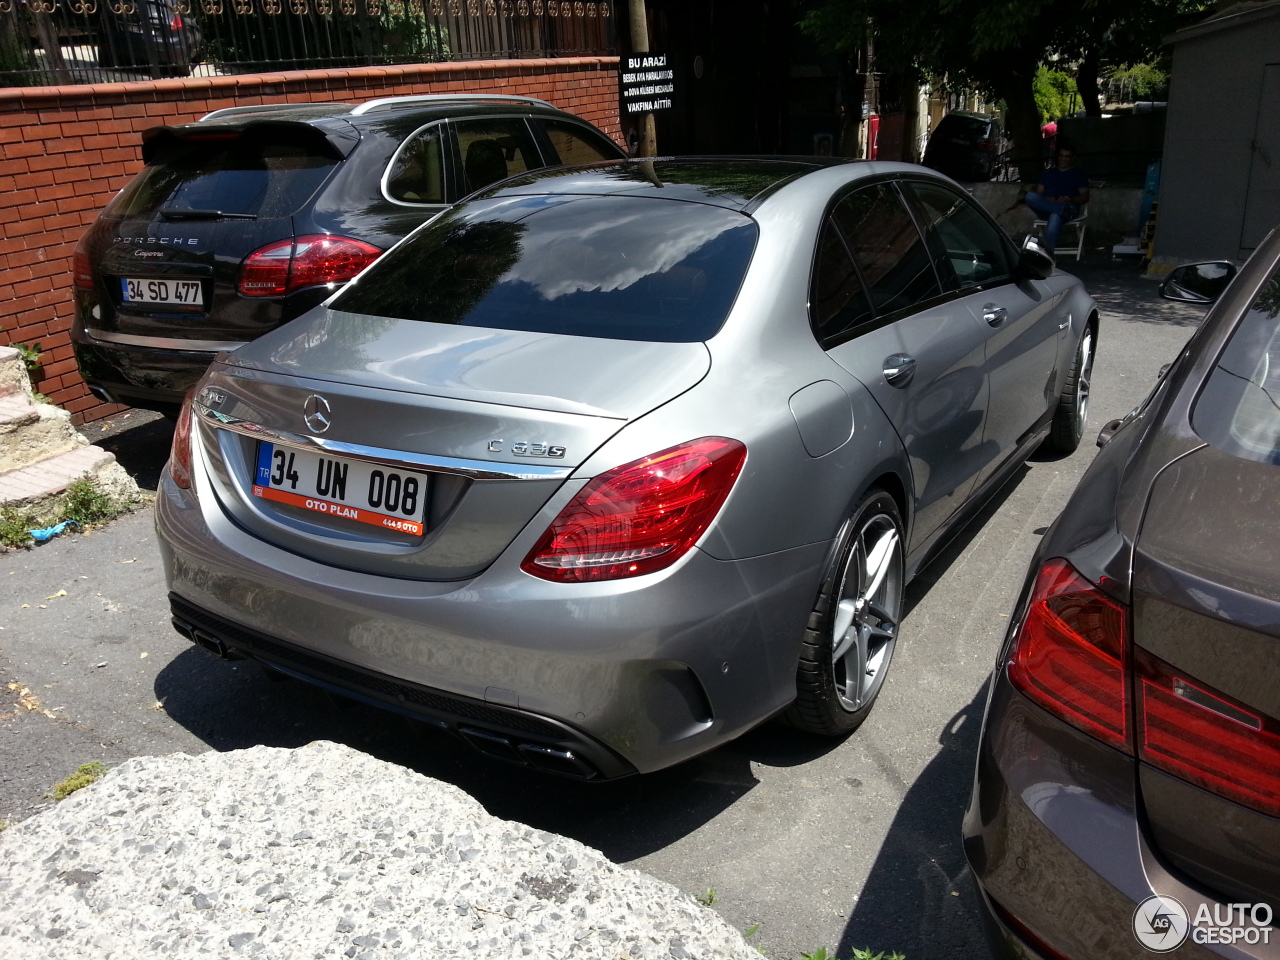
[78,408,174,492]
[836,685,991,960]
[153,644,847,861]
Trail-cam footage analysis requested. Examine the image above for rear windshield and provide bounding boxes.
[1193,264,1280,464]
[106,133,338,220]
[331,195,758,342]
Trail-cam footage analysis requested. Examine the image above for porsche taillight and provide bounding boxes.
[239,235,382,298]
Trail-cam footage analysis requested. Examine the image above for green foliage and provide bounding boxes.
[1106,63,1169,102]
[0,818,8,832]
[380,0,450,59]
[695,888,720,906]
[852,950,906,960]
[0,507,35,549]
[50,762,106,800]
[12,341,41,377]
[1034,67,1077,122]
[62,478,120,528]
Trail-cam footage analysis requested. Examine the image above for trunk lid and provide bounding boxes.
[196,312,711,580]
[1132,443,1280,904]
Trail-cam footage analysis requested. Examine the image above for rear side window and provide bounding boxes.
[107,134,337,219]
[540,119,620,165]
[905,180,1015,290]
[811,217,874,345]
[454,118,540,195]
[385,124,446,205]
[831,183,942,316]
[331,195,758,343]
[1193,267,1280,464]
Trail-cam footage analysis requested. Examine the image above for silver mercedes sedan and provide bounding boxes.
[156,158,1097,779]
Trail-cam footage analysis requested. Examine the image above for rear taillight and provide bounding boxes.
[238,235,382,298]
[73,237,94,290]
[521,437,747,583]
[1007,559,1130,751]
[1009,558,1280,818]
[169,12,183,29]
[170,392,194,489]
[1138,649,1280,818]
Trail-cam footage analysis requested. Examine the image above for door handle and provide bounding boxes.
[883,354,917,387]
[982,303,1007,326]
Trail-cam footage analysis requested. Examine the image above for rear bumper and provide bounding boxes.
[155,460,826,776]
[964,674,1280,959]
[72,323,219,412]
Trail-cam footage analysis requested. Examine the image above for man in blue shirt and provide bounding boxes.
[1025,146,1090,252]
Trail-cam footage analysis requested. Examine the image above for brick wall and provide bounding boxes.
[0,57,620,423]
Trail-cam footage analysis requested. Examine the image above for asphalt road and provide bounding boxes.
[0,260,1207,960]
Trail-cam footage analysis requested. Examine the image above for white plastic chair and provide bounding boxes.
[1032,203,1088,260]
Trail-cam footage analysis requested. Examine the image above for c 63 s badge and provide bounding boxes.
[487,440,566,459]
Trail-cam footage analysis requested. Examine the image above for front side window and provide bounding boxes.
[385,124,445,205]
[1193,266,1280,464]
[905,180,1015,290]
[540,119,621,165]
[831,183,943,316]
[331,195,758,343]
[454,118,540,194]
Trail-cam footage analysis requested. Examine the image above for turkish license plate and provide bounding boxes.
[252,442,427,537]
[121,277,203,306]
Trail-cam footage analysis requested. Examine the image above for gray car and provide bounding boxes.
[155,158,1097,779]
[965,238,1280,957]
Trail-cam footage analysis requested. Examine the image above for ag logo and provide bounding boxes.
[1133,895,1190,952]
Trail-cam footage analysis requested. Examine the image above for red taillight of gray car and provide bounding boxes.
[1007,559,1131,751]
[1010,558,1280,818]
[239,235,383,298]
[522,437,747,583]
[169,391,194,489]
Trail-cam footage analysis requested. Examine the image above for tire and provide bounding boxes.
[782,488,905,737]
[1046,324,1095,454]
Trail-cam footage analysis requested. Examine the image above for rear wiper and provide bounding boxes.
[160,208,257,221]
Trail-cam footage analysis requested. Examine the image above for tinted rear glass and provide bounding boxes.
[1193,265,1280,465]
[331,196,758,342]
[107,133,337,219]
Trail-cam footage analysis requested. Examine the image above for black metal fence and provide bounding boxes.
[0,0,614,86]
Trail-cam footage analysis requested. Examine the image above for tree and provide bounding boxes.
[802,0,1209,181]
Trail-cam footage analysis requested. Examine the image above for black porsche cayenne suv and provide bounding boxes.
[72,95,625,414]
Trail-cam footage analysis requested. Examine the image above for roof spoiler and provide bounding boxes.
[140,119,359,164]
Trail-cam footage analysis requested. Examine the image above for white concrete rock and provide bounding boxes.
[0,742,758,960]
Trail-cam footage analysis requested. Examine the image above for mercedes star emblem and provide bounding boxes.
[303,394,332,434]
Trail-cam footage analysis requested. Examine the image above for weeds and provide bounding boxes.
[50,762,106,800]
[851,950,906,960]
[1,478,132,549]
[695,888,720,906]
[0,819,8,833]
[62,478,120,527]
[0,507,36,548]
[13,341,42,377]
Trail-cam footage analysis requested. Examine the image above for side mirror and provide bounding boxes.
[1017,235,1055,280]
[1160,262,1236,303]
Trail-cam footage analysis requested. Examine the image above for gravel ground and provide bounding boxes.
[0,741,758,960]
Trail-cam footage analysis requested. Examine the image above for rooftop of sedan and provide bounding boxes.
[473,156,866,210]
